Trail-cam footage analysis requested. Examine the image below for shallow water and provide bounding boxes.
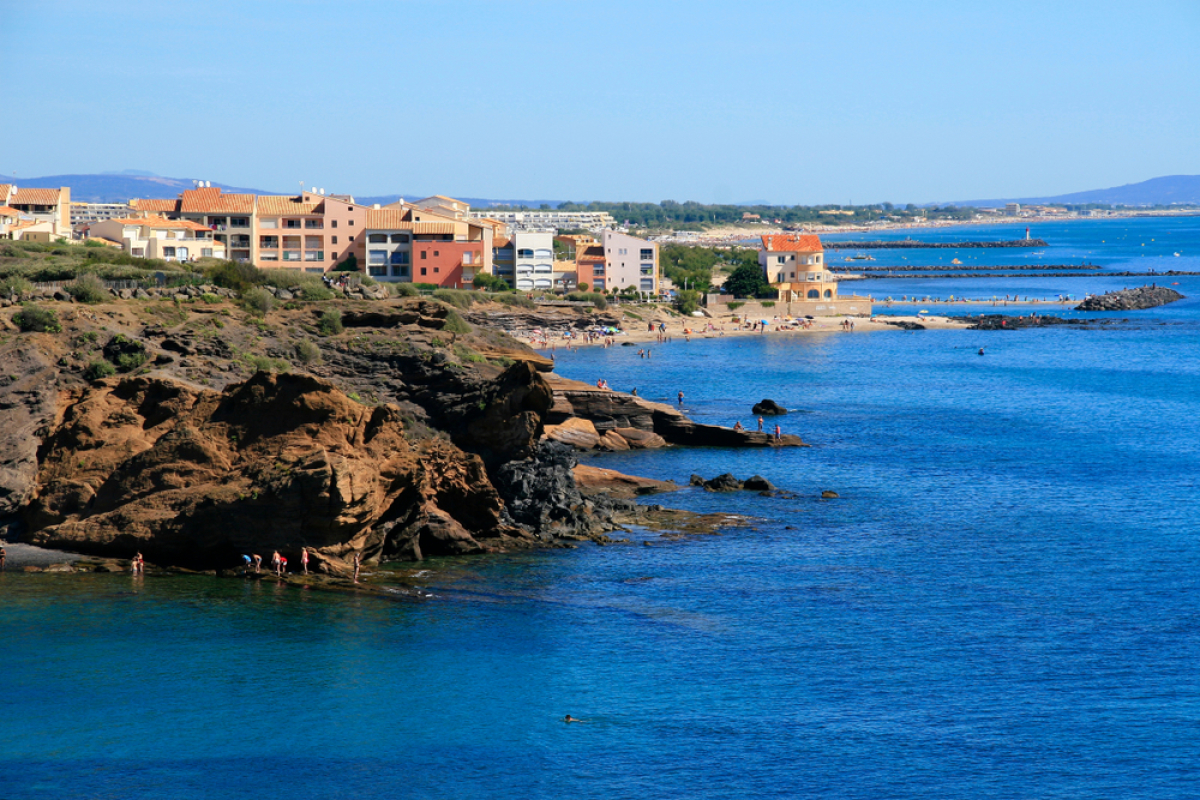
[4,220,1200,799]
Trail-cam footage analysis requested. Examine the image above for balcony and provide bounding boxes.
[260,238,280,249]
[304,251,324,261]
[304,220,323,229]
[283,251,301,262]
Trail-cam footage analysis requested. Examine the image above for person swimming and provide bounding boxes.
[564,714,581,723]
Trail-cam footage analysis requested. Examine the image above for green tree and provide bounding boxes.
[675,289,701,315]
[722,264,769,298]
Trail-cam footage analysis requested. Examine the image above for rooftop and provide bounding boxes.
[760,234,824,253]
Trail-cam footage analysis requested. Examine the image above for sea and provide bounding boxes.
[3,217,1199,799]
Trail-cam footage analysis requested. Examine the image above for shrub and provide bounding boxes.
[389,282,419,297]
[674,289,701,315]
[206,260,262,291]
[13,304,61,333]
[332,254,358,272]
[244,354,290,373]
[318,309,343,336]
[360,274,377,287]
[413,283,437,291]
[103,334,149,372]
[69,273,109,304]
[83,360,116,381]
[0,276,32,297]
[761,300,776,308]
[302,285,334,301]
[442,309,472,334]
[432,289,475,309]
[493,294,536,309]
[241,287,274,316]
[727,301,744,311]
[566,291,607,310]
[200,293,222,304]
[577,282,590,292]
[471,272,510,292]
[294,339,321,364]
[83,239,105,248]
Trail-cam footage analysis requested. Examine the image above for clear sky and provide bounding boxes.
[2,0,1198,205]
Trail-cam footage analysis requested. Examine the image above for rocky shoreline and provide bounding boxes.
[0,293,802,579]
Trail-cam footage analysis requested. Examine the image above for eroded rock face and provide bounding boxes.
[0,346,59,516]
[24,372,523,567]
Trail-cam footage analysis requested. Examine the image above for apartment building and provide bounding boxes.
[468,209,615,231]
[89,216,226,261]
[601,229,658,294]
[71,202,132,226]
[0,184,71,238]
[360,204,491,287]
[496,230,555,292]
[256,192,361,271]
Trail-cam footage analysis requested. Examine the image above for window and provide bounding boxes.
[348,220,355,226]
[202,248,213,258]
[391,233,409,243]
[305,220,322,228]
[368,265,387,277]
[420,267,427,276]
[390,251,409,265]
[807,289,819,299]
[285,219,301,228]
[349,236,354,242]
[260,252,279,261]
[331,220,337,228]
[640,248,653,260]
[260,236,279,248]
[433,250,439,257]
[391,264,410,277]
[331,236,337,244]
[231,217,249,228]
[517,248,534,259]
[369,250,387,264]
[824,289,832,298]
[434,267,440,273]
[133,248,145,257]
[777,255,785,264]
[260,219,278,229]
[304,252,323,261]
[163,247,176,258]
[368,233,387,243]
[421,251,427,259]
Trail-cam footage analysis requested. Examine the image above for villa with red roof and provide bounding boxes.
[0,184,71,240]
[756,233,872,316]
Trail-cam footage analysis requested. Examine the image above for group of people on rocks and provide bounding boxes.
[732,417,784,441]
[239,548,362,583]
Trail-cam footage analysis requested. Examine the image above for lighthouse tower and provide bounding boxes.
[1026,226,1031,241]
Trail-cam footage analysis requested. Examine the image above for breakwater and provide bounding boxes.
[833,264,1101,273]
[839,270,1200,280]
[825,239,1047,249]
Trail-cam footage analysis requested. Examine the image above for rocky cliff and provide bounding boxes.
[0,292,778,571]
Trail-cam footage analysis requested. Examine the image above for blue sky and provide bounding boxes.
[2,0,1198,204]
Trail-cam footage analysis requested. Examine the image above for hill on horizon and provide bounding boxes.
[950,175,1200,208]
[5,173,274,203]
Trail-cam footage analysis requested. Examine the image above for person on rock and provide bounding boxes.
[353,552,362,584]
[253,554,262,574]
[301,548,309,575]
[757,417,764,432]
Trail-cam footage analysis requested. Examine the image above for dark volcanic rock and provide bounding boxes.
[0,347,59,515]
[752,399,787,415]
[1075,285,1184,311]
[742,475,774,492]
[704,473,743,492]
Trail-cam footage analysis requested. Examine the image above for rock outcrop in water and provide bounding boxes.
[1074,285,1184,311]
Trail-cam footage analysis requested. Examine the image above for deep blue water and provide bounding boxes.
[4,218,1200,799]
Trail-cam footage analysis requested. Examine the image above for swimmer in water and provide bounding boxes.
[564,714,581,723]
[978,348,985,355]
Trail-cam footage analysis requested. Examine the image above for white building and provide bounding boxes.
[469,209,615,231]
[507,230,555,291]
[88,216,226,262]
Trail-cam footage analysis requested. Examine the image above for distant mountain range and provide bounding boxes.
[950,175,1200,208]
[8,171,1200,209]
[4,172,562,208]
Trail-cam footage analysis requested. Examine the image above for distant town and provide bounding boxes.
[1,179,1197,304]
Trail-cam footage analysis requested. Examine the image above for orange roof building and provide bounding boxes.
[0,184,71,238]
[758,233,839,302]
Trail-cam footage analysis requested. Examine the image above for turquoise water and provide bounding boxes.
[4,218,1200,799]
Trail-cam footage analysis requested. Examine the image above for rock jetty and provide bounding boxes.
[825,239,1047,250]
[1075,285,1185,311]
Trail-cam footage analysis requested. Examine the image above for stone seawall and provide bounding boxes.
[825,239,1047,249]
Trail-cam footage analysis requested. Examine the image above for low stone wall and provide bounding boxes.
[709,296,874,319]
